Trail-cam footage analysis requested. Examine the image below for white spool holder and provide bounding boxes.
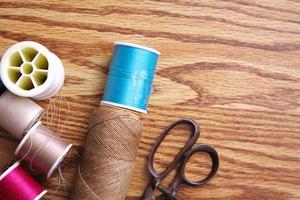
[0,41,64,100]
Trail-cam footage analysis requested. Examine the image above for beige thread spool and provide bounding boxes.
[0,91,45,139]
[0,130,17,172]
[15,121,72,178]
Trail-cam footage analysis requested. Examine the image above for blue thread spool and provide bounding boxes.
[101,42,160,113]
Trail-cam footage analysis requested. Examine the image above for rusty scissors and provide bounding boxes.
[142,119,219,200]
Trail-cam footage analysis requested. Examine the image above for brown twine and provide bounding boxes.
[71,104,143,200]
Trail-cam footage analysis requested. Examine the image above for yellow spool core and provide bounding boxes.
[7,48,49,91]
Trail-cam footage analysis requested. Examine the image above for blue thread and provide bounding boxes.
[102,42,160,113]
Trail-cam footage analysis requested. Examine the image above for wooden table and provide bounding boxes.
[0,0,299,199]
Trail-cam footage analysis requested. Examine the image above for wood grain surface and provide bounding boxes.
[0,0,300,199]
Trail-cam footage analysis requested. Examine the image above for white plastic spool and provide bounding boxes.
[0,41,64,100]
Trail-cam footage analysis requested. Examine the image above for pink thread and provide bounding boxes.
[0,161,47,200]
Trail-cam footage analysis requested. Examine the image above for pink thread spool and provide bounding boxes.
[0,90,45,139]
[15,121,72,178]
[0,161,47,200]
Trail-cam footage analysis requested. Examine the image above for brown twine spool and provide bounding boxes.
[71,104,143,200]
[15,121,72,178]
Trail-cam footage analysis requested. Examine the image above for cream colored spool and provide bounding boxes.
[15,121,72,178]
[0,41,64,100]
[0,90,45,139]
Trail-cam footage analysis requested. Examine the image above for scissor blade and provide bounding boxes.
[141,183,156,200]
[156,194,182,200]
[156,195,167,200]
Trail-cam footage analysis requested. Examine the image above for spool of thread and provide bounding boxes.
[0,90,45,139]
[0,161,47,200]
[72,104,143,200]
[72,42,159,200]
[0,41,64,100]
[15,121,72,178]
[102,42,160,113]
[0,130,18,172]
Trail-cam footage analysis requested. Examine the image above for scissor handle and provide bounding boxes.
[180,144,219,187]
[148,119,200,182]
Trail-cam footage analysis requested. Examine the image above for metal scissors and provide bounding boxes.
[142,119,219,200]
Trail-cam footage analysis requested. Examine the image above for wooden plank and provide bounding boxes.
[0,0,299,199]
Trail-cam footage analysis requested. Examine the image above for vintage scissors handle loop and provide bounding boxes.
[148,119,200,182]
[180,144,219,187]
[155,145,219,200]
